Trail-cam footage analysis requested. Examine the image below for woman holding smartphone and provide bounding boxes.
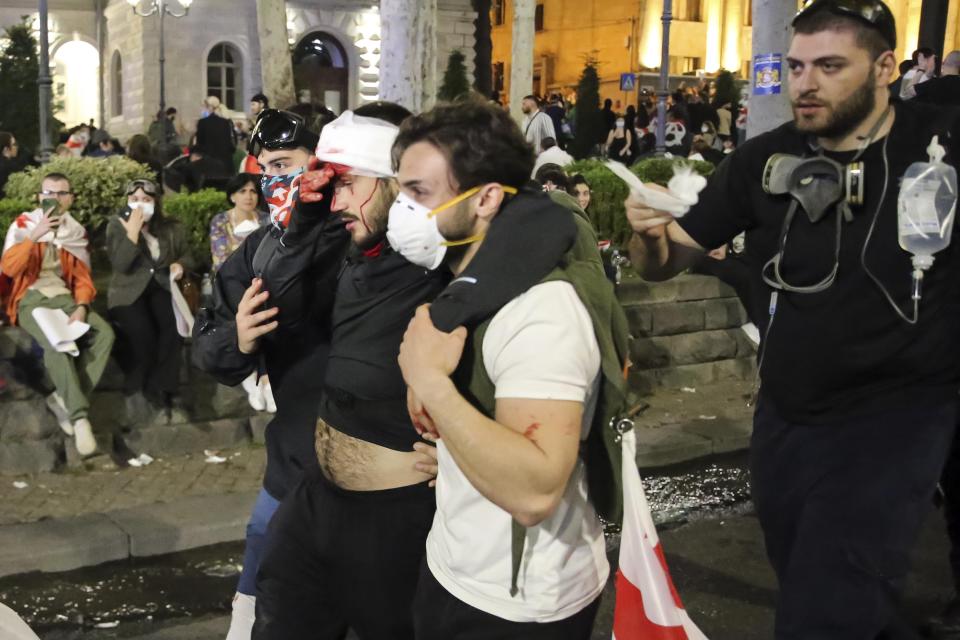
[106,178,194,422]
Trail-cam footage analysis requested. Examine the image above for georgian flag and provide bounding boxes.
[613,429,708,640]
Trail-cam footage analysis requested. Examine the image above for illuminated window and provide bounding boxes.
[207,43,242,110]
[676,0,704,22]
[669,56,702,74]
[492,0,506,26]
[493,61,505,93]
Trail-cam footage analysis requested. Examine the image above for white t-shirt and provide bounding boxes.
[426,280,609,623]
[523,111,557,156]
[532,146,575,178]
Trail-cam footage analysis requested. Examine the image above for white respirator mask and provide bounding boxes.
[129,201,155,221]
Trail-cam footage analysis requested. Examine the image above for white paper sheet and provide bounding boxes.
[30,307,89,357]
[170,273,195,338]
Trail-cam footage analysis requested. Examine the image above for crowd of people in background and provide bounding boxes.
[1,1,960,634]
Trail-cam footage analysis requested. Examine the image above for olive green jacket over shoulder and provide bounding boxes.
[105,215,196,309]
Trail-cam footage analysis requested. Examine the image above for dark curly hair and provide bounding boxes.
[392,97,534,192]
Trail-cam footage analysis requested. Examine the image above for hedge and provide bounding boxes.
[163,188,229,271]
[4,156,155,232]
[566,156,715,247]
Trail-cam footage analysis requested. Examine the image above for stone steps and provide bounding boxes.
[618,273,757,395]
[0,328,263,476]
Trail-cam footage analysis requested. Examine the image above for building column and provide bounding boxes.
[918,0,951,62]
[946,0,960,53]
[746,0,794,138]
[704,0,723,72]
[721,0,743,72]
[380,0,439,112]
[508,0,535,124]
[640,0,663,68]
[255,0,296,110]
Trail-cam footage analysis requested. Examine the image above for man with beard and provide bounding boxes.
[191,108,349,640]
[623,0,960,637]
[251,104,449,640]
[393,99,618,639]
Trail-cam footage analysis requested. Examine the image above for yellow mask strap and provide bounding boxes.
[434,185,519,247]
[427,185,519,219]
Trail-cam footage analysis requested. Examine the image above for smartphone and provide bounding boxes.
[41,198,60,218]
[120,205,133,220]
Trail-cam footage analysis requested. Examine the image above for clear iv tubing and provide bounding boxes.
[860,133,921,325]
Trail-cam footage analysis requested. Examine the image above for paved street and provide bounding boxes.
[0,448,265,526]
[42,505,954,639]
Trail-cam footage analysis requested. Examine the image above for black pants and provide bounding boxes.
[253,469,436,640]
[751,397,956,640]
[110,280,182,398]
[413,561,601,640]
[941,425,960,592]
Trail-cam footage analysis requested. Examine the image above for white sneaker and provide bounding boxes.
[241,373,266,412]
[260,379,276,414]
[45,393,73,436]
[72,418,97,456]
[225,592,256,640]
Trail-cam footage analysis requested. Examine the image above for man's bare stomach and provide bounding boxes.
[315,418,433,490]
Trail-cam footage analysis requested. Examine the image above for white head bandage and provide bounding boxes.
[314,111,399,178]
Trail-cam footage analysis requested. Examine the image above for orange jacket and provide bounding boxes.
[0,240,96,325]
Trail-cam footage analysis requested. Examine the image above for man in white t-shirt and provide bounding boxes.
[521,95,557,155]
[531,137,574,178]
[391,99,607,638]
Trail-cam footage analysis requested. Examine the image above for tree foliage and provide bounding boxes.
[0,18,41,152]
[569,59,604,160]
[438,50,471,102]
[713,69,742,108]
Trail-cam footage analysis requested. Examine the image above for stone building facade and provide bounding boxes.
[0,0,476,142]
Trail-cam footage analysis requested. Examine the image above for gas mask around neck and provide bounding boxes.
[762,154,864,224]
[759,105,890,295]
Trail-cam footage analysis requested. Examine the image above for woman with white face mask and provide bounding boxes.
[604,114,633,164]
[209,173,275,413]
[106,178,195,424]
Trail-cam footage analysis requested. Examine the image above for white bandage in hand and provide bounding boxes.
[605,161,707,218]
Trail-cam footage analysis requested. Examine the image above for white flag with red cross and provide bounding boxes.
[612,429,708,640]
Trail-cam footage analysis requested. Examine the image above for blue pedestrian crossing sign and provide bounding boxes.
[620,73,636,92]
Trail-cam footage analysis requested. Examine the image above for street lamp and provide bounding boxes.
[655,0,672,153]
[127,0,193,113]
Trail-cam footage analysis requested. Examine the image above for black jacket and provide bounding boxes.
[194,113,237,175]
[916,75,960,106]
[192,196,349,499]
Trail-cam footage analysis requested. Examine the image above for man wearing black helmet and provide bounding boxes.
[192,108,349,640]
[624,0,960,637]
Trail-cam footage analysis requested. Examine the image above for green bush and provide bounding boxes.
[570,60,604,159]
[4,156,155,232]
[0,197,34,239]
[566,157,714,247]
[438,50,471,102]
[163,188,228,271]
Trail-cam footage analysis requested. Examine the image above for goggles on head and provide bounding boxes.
[793,0,897,50]
[248,109,318,157]
[126,179,158,196]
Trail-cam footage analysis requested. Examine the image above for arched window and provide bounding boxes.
[111,51,122,116]
[207,43,242,110]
